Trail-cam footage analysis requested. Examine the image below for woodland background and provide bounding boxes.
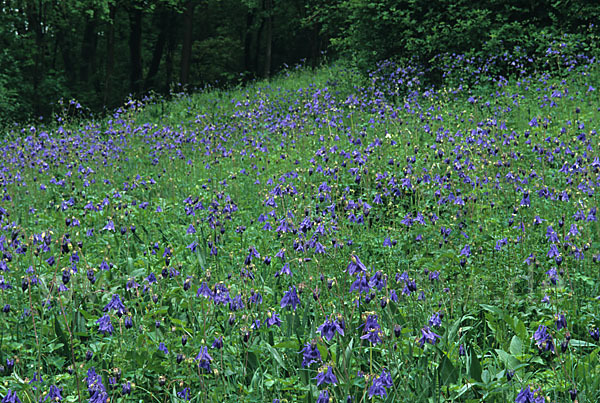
[0,0,598,124]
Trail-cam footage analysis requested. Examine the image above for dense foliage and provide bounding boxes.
[1,0,600,125]
[1,36,600,402]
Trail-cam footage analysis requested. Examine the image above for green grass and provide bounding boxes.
[0,55,600,402]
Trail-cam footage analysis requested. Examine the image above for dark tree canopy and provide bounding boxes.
[0,0,598,124]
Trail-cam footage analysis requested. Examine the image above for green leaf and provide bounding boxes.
[438,355,458,385]
[467,349,482,382]
[263,341,287,371]
[569,339,598,348]
[480,304,503,316]
[344,338,354,369]
[317,343,328,361]
[509,335,523,356]
[495,349,522,369]
[274,340,300,350]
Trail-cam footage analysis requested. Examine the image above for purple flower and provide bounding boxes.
[360,328,383,345]
[85,367,108,403]
[314,366,337,387]
[360,315,383,345]
[146,272,157,284]
[350,274,371,295]
[418,327,441,347]
[158,342,169,355]
[546,226,559,242]
[211,336,223,349]
[29,371,43,390]
[103,294,126,317]
[280,286,300,311]
[187,241,199,252]
[177,387,191,401]
[317,317,345,341]
[460,244,470,257]
[429,311,443,328]
[555,314,567,330]
[300,341,322,367]
[275,262,292,278]
[369,369,393,398]
[346,254,367,275]
[547,244,560,259]
[196,346,213,371]
[1,389,22,403]
[96,314,113,335]
[266,312,282,328]
[43,385,63,402]
[197,282,212,298]
[515,385,545,403]
[316,390,330,403]
[103,220,115,231]
[533,325,554,352]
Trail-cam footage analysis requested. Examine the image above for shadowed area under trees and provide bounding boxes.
[0,0,598,125]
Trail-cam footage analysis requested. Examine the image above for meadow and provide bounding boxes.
[0,40,599,403]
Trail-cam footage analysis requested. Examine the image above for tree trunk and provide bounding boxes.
[243,11,254,74]
[103,5,116,107]
[26,0,46,115]
[180,0,195,86]
[80,11,98,84]
[310,23,321,67]
[128,5,143,94]
[254,16,265,76]
[57,28,76,83]
[165,9,177,92]
[262,0,272,78]
[145,7,169,91]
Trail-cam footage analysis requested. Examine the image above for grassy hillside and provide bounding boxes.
[0,51,599,402]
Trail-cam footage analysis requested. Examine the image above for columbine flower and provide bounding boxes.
[211,336,223,349]
[85,367,108,403]
[515,385,545,403]
[280,286,300,311]
[360,328,383,345]
[314,366,337,387]
[1,389,22,403]
[44,385,63,402]
[196,346,213,372]
[369,369,393,399]
[350,274,371,295]
[96,314,113,335]
[347,254,367,275]
[317,317,345,341]
[556,314,567,330]
[460,244,471,257]
[316,390,330,403]
[158,342,169,355]
[103,220,115,231]
[533,325,554,352]
[429,311,443,328]
[103,294,126,317]
[417,327,441,347]
[29,371,43,390]
[301,340,322,367]
[177,387,190,401]
[266,312,282,328]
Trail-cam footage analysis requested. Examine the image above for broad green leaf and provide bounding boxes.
[468,348,482,382]
[509,335,523,356]
[438,355,458,385]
